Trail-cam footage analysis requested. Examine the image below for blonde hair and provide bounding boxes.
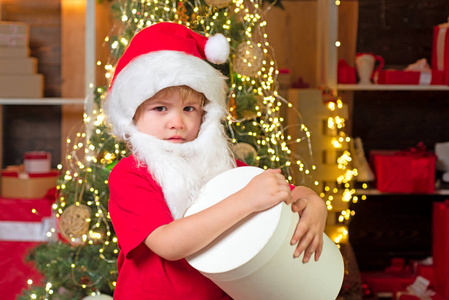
[133,85,207,122]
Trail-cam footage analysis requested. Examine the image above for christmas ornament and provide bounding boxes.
[59,203,92,245]
[233,42,263,77]
[227,94,238,119]
[82,294,113,300]
[232,142,258,165]
[204,0,232,9]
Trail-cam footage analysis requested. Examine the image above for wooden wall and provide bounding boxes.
[265,0,359,89]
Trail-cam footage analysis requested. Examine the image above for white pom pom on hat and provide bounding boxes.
[205,33,230,64]
[104,22,230,140]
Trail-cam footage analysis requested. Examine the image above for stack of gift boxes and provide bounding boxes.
[0,21,44,98]
[1,151,59,199]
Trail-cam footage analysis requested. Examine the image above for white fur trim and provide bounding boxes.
[104,51,228,140]
[205,34,230,64]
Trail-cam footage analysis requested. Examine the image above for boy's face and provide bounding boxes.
[135,90,203,143]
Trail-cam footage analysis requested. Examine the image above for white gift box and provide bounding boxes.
[185,166,344,300]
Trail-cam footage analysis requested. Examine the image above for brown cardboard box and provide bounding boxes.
[0,46,30,58]
[0,21,29,47]
[0,57,37,74]
[1,170,59,199]
[0,74,43,97]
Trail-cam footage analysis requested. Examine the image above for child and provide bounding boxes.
[104,22,327,299]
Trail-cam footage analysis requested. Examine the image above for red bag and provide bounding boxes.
[337,59,357,84]
[432,24,449,85]
[433,201,449,299]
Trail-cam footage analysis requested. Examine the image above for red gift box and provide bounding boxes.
[371,144,436,193]
[376,69,445,85]
[0,197,55,299]
[361,271,416,296]
[432,23,449,85]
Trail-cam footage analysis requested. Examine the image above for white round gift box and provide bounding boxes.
[185,166,344,300]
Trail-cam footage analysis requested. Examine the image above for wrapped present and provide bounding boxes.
[411,257,435,288]
[0,197,55,299]
[376,70,445,85]
[0,21,29,47]
[1,168,59,199]
[0,46,29,58]
[361,271,415,295]
[0,57,37,74]
[0,74,43,98]
[371,143,436,193]
[432,22,449,85]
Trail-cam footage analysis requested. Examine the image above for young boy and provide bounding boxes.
[104,22,327,299]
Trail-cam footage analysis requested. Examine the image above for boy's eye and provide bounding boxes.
[153,106,166,112]
[184,106,196,112]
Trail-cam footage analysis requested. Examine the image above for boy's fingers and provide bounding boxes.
[314,240,324,261]
[291,198,308,212]
[293,235,312,259]
[295,235,320,263]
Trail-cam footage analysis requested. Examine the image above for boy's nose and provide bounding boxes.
[168,112,185,129]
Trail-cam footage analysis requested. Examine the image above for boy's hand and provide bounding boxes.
[289,187,327,263]
[240,169,292,213]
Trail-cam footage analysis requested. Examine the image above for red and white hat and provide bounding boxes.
[104,22,230,139]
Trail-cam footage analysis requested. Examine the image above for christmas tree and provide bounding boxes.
[20,0,314,298]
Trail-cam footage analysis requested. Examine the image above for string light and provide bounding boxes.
[321,89,368,244]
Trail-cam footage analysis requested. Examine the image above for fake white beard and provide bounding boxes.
[128,113,236,220]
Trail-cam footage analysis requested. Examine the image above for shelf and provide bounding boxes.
[0,98,85,105]
[355,188,449,196]
[338,84,449,91]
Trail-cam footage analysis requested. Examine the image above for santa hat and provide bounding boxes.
[104,22,230,140]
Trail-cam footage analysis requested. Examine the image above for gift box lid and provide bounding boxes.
[2,170,59,178]
[24,151,51,160]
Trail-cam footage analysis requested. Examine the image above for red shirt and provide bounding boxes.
[108,155,231,299]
